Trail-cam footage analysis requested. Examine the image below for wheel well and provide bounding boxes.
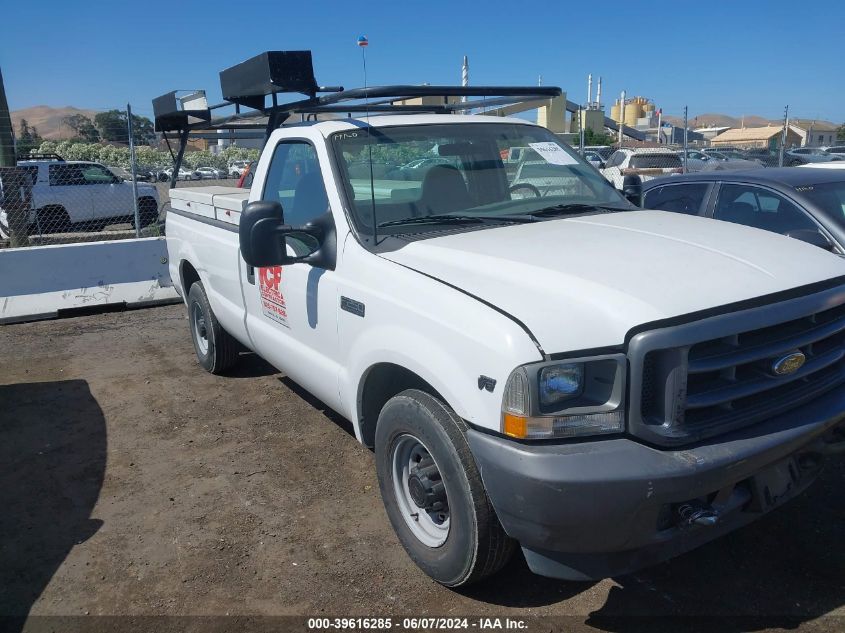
[180,260,200,296]
[358,363,444,449]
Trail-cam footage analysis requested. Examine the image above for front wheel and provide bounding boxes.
[375,389,514,586]
[187,281,240,374]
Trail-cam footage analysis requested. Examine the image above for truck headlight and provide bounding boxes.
[501,354,626,440]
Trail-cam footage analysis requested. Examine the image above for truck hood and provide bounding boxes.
[381,210,845,353]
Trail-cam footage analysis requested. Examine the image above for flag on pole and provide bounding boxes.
[357,35,369,47]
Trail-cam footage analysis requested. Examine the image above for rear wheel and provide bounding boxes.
[36,206,70,234]
[375,389,514,586]
[187,281,239,374]
[136,197,159,228]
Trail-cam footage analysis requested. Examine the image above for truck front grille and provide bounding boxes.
[630,284,845,446]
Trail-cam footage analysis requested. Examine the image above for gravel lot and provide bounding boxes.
[1,304,843,632]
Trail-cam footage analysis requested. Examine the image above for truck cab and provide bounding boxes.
[159,52,845,586]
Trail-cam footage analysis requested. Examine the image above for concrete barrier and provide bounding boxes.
[0,237,180,324]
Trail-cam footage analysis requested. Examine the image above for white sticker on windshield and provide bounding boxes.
[528,142,578,166]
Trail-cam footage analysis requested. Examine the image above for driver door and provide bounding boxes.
[241,139,343,410]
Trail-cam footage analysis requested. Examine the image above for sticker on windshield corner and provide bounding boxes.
[528,142,578,166]
[258,266,289,327]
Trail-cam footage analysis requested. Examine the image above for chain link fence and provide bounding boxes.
[4,98,842,249]
[566,102,845,197]
[1,104,260,249]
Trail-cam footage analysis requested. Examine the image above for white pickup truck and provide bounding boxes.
[166,111,845,586]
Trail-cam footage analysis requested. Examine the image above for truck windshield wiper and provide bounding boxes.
[529,203,629,217]
[378,213,535,228]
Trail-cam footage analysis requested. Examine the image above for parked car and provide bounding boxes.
[236,161,257,188]
[0,159,159,238]
[640,168,845,252]
[601,148,683,188]
[699,149,764,170]
[784,147,845,166]
[738,148,781,167]
[580,149,605,169]
[800,162,845,170]
[584,145,614,162]
[165,61,845,586]
[195,166,227,180]
[165,167,200,181]
[823,145,845,158]
[229,160,250,177]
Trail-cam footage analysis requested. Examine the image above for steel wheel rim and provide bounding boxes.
[191,302,209,355]
[391,434,450,547]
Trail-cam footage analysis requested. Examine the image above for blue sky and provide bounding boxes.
[1,0,843,123]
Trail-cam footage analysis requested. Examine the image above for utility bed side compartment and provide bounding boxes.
[212,189,250,225]
[170,186,247,223]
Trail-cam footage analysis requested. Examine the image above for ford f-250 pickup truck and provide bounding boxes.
[158,54,845,586]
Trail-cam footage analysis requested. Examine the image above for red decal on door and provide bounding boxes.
[258,266,288,327]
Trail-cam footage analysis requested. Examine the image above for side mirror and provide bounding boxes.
[239,200,337,270]
[621,174,643,207]
[785,228,835,251]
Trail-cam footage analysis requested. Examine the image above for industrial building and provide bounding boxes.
[710,125,802,149]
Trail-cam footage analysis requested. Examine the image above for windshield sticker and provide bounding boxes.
[259,266,289,328]
[528,142,578,166]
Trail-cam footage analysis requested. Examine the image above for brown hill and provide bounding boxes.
[10,105,100,140]
[663,113,775,128]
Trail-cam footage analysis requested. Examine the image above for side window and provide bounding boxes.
[643,183,709,215]
[605,151,623,168]
[49,164,85,186]
[713,184,817,234]
[80,164,116,184]
[262,141,329,227]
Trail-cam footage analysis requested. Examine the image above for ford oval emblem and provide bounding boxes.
[772,351,806,376]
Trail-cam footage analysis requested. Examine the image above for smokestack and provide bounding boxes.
[461,56,468,110]
[587,73,593,106]
[596,77,602,107]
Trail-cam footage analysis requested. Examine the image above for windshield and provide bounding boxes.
[331,122,629,237]
[801,181,845,227]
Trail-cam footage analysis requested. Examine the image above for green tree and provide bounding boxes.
[94,110,156,144]
[63,114,100,142]
[15,118,43,155]
[581,128,616,146]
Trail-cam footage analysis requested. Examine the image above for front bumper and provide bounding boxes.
[467,384,845,580]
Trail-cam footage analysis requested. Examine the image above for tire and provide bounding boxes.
[375,389,514,586]
[136,197,159,228]
[790,159,802,167]
[186,281,240,374]
[36,206,70,234]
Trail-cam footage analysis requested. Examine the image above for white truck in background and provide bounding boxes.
[161,53,845,586]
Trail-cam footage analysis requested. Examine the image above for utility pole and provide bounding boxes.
[779,105,789,167]
[0,66,31,246]
[683,106,689,173]
[127,104,141,237]
[0,66,15,166]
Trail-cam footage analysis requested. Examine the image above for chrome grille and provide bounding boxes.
[630,284,845,446]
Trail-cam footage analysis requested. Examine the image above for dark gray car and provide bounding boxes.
[639,168,845,253]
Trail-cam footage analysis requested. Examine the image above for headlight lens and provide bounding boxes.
[501,355,625,440]
[539,363,583,406]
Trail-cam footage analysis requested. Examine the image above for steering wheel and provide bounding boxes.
[509,183,542,200]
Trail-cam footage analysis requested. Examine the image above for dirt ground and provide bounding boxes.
[1,305,843,632]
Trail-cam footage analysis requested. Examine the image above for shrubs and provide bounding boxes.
[29,141,260,171]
